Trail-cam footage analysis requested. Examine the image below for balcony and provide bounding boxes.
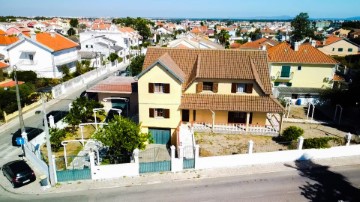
[275,71,294,81]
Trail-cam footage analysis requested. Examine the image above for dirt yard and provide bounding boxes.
[196,106,350,157]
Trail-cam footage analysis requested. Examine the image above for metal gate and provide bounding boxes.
[149,128,171,145]
[183,146,195,169]
[139,145,171,173]
[55,156,92,182]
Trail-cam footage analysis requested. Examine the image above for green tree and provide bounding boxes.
[200,21,204,26]
[128,55,145,76]
[10,70,37,83]
[69,18,79,28]
[93,116,152,160]
[108,53,119,62]
[291,12,314,42]
[67,27,76,36]
[134,17,152,41]
[49,128,67,152]
[217,29,230,48]
[64,97,103,130]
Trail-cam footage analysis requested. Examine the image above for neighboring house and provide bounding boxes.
[0,35,19,58]
[6,31,79,78]
[80,35,124,58]
[86,76,138,119]
[268,42,339,104]
[237,38,279,50]
[137,48,284,145]
[317,36,360,56]
[167,37,224,49]
[332,28,351,38]
[6,26,30,36]
[0,61,9,81]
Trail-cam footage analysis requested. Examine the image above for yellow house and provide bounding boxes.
[268,42,338,104]
[138,48,284,145]
[317,36,360,56]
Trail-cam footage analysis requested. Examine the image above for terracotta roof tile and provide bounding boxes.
[36,32,78,52]
[268,42,338,64]
[87,76,136,93]
[0,29,6,35]
[239,38,279,50]
[0,61,9,69]
[143,48,272,94]
[0,80,24,87]
[325,36,343,45]
[0,35,19,45]
[180,94,284,113]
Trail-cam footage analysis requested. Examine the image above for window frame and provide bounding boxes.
[348,48,353,52]
[338,48,343,52]
[202,82,213,91]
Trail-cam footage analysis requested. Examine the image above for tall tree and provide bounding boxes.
[67,27,76,36]
[217,29,230,48]
[69,18,79,28]
[128,55,145,76]
[93,116,152,162]
[291,12,314,42]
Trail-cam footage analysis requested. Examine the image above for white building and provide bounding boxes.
[6,31,79,78]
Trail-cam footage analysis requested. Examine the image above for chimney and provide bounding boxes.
[311,40,316,47]
[30,30,36,40]
[294,42,299,51]
[248,37,251,42]
[50,30,56,38]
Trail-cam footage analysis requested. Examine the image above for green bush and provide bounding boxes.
[50,128,67,152]
[281,126,304,141]
[10,70,37,83]
[303,137,343,149]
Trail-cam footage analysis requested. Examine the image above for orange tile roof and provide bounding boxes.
[35,32,78,52]
[230,42,242,49]
[0,80,24,87]
[268,42,338,64]
[0,35,19,45]
[239,38,279,50]
[0,29,6,35]
[175,44,189,49]
[325,35,343,45]
[0,61,9,69]
[180,94,284,113]
[143,48,273,94]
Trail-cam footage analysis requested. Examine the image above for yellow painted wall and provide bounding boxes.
[184,79,263,96]
[192,110,267,125]
[252,112,266,125]
[318,40,359,56]
[138,64,182,132]
[270,63,335,88]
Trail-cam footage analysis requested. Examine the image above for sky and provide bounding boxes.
[1,0,359,19]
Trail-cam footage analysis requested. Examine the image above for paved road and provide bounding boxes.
[1,164,359,202]
[0,64,128,167]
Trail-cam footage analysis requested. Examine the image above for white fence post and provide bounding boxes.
[194,145,200,169]
[89,152,95,180]
[298,136,304,150]
[170,145,177,172]
[49,115,55,128]
[51,155,57,184]
[346,132,352,146]
[248,140,254,154]
[178,145,184,159]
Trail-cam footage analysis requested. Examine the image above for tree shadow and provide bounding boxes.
[285,158,360,201]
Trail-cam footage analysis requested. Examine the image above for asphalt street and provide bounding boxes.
[1,164,359,202]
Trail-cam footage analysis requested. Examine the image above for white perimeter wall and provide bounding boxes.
[92,163,139,180]
[196,145,360,170]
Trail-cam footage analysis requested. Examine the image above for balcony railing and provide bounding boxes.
[276,71,294,80]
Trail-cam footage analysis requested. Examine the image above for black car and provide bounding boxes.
[11,127,44,146]
[2,160,36,188]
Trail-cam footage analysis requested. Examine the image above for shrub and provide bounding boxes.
[50,128,67,152]
[281,126,304,141]
[302,137,343,149]
[10,70,37,83]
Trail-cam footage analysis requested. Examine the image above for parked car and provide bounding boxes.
[1,160,36,188]
[11,127,44,146]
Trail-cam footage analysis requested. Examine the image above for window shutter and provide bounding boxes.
[164,84,170,93]
[164,109,170,118]
[196,82,203,93]
[148,83,154,93]
[149,108,154,118]
[213,83,218,93]
[231,83,236,93]
[245,83,253,94]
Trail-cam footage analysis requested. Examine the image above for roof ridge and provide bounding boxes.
[249,57,268,95]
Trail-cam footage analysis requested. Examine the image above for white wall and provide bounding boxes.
[195,145,360,170]
[92,163,139,180]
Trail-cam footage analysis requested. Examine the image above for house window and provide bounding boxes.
[149,108,170,118]
[338,48,343,52]
[231,83,253,94]
[236,84,246,93]
[280,66,291,78]
[148,83,170,93]
[91,45,93,48]
[291,94,298,99]
[203,82,213,91]
[348,48,353,52]
[298,66,302,70]
[274,82,280,87]
[86,45,88,48]
[28,54,34,61]
[332,48,335,51]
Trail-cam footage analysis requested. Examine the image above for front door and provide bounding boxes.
[182,110,190,122]
[228,112,246,123]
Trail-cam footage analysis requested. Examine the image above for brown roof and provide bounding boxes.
[87,76,136,94]
[157,53,186,81]
[239,38,279,50]
[143,48,273,94]
[180,94,284,113]
[268,42,338,64]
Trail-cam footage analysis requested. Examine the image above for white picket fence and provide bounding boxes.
[192,122,278,135]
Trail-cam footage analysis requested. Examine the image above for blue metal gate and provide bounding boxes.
[149,128,171,145]
[183,146,195,169]
[55,156,92,182]
[139,146,171,173]
[56,169,91,182]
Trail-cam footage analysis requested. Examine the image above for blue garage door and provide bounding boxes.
[149,128,171,145]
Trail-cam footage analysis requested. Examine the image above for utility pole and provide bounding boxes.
[42,95,56,186]
[14,65,25,133]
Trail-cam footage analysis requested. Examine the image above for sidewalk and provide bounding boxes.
[1,155,360,196]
